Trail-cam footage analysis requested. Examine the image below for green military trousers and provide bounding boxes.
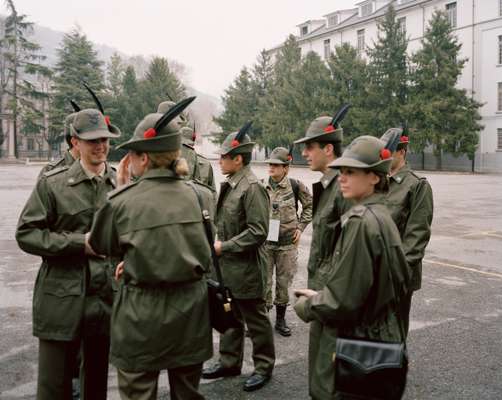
[37,334,109,400]
[117,363,204,400]
[219,298,275,376]
[265,247,298,307]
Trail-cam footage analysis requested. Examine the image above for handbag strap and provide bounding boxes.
[366,206,407,344]
[186,181,226,290]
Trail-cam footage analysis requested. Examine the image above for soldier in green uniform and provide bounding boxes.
[202,122,275,392]
[293,106,351,391]
[294,135,411,400]
[38,112,79,178]
[381,128,434,335]
[263,146,312,336]
[16,108,121,400]
[87,97,213,400]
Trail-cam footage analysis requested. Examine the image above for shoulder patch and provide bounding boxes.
[108,180,138,199]
[341,205,367,227]
[43,165,69,178]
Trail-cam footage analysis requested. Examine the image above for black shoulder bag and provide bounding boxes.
[334,207,408,400]
[187,182,240,334]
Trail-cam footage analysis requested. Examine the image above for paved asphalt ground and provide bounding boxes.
[0,161,501,399]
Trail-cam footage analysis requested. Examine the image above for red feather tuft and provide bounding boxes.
[231,139,240,148]
[192,132,197,142]
[143,128,157,138]
[104,115,111,126]
[400,135,409,143]
[324,125,335,133]
[380,148,392,160]
[287,155,293,161]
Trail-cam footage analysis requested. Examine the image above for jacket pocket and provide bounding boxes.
[42,278,81,297]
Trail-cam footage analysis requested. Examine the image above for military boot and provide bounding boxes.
[275,305,291,337]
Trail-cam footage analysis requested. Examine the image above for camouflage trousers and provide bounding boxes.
[265,246,298,307]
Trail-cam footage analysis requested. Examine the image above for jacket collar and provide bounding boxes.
[320,168,339,189]
[389,163,411,184]
[266,174,289,190]
[226,165,250,189]
[139,168,179,181]
[358,192,386,207]
[66,161,115,187]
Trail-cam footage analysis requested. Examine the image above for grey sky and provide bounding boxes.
[6,0,356,98]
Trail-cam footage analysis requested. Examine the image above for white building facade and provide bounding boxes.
[268,0,502,173]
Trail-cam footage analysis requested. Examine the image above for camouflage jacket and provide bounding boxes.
[386,163,433,290]
[264,175,312,249]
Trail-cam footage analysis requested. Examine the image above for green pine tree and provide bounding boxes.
[114,65,143,144]
[408,10,482,169]
[251,49,274,144]
[139,57,186,116]
[364,4,409,136]
[260,34,302,149]
[213,67,257,144]
[0,0,52,158]
[327,43,369,143]
[49,27,105,148]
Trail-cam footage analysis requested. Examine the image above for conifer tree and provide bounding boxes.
[364,4,409,136]
[114,65,143,144]
[408,10,482,169]
[328,43,368,142]
[213,67,257,144]
[0,0,51,158]
[49,28,105,146]
[251,49,274,144]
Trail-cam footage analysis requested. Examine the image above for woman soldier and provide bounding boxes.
[294,135,411,400]
[87,98,214,400]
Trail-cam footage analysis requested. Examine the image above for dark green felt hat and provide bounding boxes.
[216,121,255,155]
[294,104,350,145]
[117,97,195,153]
[265,147,292,165]
[329,135,392,174]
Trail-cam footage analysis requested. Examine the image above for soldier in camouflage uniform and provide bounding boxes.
[16,109,121,400]
[38,112,79,178]
[380,128,434,335]
[202,122,275,392]
[294,135,411,400]
[263,147,312,337]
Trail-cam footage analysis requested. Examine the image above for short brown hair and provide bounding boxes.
[139,150,190,176]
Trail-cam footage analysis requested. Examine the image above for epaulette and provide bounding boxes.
[108,180,138,199]
[341,205,367,228]
[409,169,426,181]
[43,165,70,178]
[191,178,216,193]
[48,158,64,168]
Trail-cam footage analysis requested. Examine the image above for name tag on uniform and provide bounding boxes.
[267,219,280,242]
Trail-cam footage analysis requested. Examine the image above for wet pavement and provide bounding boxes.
[0,162,501,399]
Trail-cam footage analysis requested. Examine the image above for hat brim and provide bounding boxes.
[72,124,121,140]
[265,158,289,165]
[116,133,181,153]
[215,142,255,155]
[329,156,392,173]
[294,131,342,145]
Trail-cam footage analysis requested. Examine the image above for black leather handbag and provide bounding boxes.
[188,182,240,334]
[333,207,408,400]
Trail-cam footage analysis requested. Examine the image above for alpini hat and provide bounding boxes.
[117,96,195,153]
[265,146,293,165]
[157,100,188,126]
[380,128,403,153]
[70,109,121,140]
[216,121,255,155]
[294,104,350,145]
[329,135,392,174]
[180,124,197,147]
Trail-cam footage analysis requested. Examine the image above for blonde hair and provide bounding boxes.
[146,150,190,176]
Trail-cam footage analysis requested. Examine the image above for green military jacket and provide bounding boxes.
[89,168,214,372]
[216,165,269,299]
[264,175,312,250]
[37,150,76,179]
[181,143,199,181]
[197,153,216,191]
[307,169,351,290]
[295,194,411,400]
[387,164,433,290]
[16,161,117,341]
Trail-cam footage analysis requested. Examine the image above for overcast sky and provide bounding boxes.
[5,0,356,98]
